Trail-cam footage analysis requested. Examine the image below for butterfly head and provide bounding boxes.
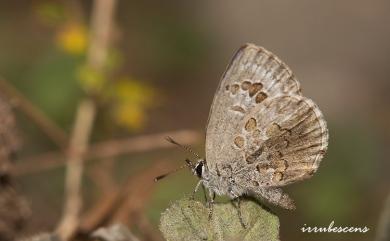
[193,159,205,178]
[192,159,211,181]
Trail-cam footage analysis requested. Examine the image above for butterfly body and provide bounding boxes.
[197,160,246,198]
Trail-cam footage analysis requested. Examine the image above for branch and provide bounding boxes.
[87,0,117,69]
[0,77,68,149]
[376,193,390,241]
[12,129,201,176]
[56,99,96,240]
[56,0,117,239]
[91,224,141,241]
[79,159,175,234]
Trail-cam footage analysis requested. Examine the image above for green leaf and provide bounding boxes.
[160,198,279,241]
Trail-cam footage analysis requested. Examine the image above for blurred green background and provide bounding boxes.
[0,1,389,240]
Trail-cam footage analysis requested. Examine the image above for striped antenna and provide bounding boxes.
[154,159,193,182]
[165,136,201,159]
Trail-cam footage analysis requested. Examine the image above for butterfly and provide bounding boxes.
[160,43,328,225]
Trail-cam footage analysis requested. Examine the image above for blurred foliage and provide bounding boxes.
[142,19,207,73]
[56,22,88,55]
[34,1,67,27]
[108,77,155,130]
[18,49,84,127]
[77,64,105,93]
[32,1,156,132]
[77,63,156,131]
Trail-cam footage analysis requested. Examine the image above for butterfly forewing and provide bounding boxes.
[206,44,301,169]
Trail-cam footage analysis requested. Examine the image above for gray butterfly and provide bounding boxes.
[162,43,328,223]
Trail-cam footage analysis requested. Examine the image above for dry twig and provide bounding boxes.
[56,0,117,239]
[56,100,96,240]
[0,77,68,149]
[0,96,30,241]
[12,129,202,176]
[376,193,390,241]
[79,160,174,236]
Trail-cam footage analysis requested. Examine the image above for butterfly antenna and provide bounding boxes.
[154,159,193,182]
[165,136,201,160]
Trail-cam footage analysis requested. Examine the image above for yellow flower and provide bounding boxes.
[110,77,155,131]
[114,78,154,106]
[114,103,144,131]
[77,64,105,93]
[56,23,88,55]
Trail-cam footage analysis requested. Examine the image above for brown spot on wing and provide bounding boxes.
[245,118,257,131]
[234,136,245,148]
[255,91,268,103]
[230,84,239,94]
[271,159,288,172]
[256,163,268,173]
[231,105,246,113]
[248,82,263,97]
[241,81,251,90]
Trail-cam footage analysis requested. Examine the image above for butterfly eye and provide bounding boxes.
[195,162,203,178]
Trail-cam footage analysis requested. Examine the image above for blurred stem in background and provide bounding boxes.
[0,77,68,149]
[376,193,390,241]
[56,0,117,240]
[12,129,201,176]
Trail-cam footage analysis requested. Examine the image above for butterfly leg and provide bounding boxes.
[232,197,247,229]
[256,187,296,210]
[202,184,208,203]
[190,180,203,200]
[207,191,215,221]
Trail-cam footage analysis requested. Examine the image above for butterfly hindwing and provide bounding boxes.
[234,95,328,188]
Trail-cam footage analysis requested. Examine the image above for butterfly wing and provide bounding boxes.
[206,43,302,172]
[235,95,328,188]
